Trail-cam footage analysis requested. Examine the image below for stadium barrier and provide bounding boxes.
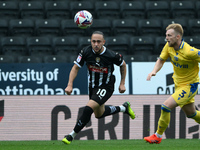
[0,95,199,141]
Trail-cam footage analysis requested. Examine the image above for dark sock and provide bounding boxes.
[98,105,120,119]
[73,106,93,133]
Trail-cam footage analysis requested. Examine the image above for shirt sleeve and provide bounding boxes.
[186,47,200,62]
[114,52,123,66]
[74,50,85,68]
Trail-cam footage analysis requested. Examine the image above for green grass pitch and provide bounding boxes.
[0,139,200,150]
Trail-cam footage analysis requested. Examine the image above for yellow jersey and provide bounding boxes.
[160,40,200,86]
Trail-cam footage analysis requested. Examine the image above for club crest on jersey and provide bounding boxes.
[174,56,178,61]
[96,57,100,63]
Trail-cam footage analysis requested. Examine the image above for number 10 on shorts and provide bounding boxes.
[96,89,106,99]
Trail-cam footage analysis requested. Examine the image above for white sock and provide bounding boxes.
[70,130,77,138]
[155,132,162,138]
[119,105,126,112]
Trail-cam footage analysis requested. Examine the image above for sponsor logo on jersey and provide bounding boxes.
[88,65,108,73]
[76,55,82,63]
[171,60,188,68]
[174,56,178,61]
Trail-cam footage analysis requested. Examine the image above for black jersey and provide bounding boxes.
[74,45,123,88]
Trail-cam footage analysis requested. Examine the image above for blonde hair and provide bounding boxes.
[166,23,184,37]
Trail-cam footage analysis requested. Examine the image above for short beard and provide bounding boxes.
[95,46,103,54]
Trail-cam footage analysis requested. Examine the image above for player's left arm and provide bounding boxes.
[119,60,126,93]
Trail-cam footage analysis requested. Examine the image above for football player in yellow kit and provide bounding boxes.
[144,23,200,144]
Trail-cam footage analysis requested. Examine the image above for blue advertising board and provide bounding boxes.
[0,63,88,95]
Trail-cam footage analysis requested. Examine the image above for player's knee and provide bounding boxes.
[161,104,171,112]
[95,112,103,119]
[187,111,196,118]
[95,109,107,119]
[95,116,101,119]
[187,111,200,124]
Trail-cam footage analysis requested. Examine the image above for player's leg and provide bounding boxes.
[144,83,198,144]
[90,87,135,119]
[62,101,95,145]
[144,96,177,144]
[182,83,200,123]
[62,98,121,145]
[156,96,178,135]
[62,87,100,144]
[63,86,135,145]
[93,102,135,119]
[122,102,135,119]
[183,102,200,123]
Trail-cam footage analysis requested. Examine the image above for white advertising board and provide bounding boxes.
[113,64,129,95]
[132,62,175,94]
[0,95,199,141]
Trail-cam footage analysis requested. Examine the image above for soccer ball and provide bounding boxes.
[74,10,93,29]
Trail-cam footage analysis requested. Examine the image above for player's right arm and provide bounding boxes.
[147,58,165,81]
[65,64,80,95]
[147,43,169,81]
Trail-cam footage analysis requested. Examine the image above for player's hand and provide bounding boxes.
[119,84,126,93]
[147,72,156,81]
[65,86,73,95]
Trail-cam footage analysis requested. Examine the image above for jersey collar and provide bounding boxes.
[92,46,106,55]
[178,39,185,50]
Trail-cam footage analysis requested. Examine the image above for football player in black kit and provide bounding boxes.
[62,31,135,144]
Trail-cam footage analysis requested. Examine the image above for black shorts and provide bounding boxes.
[89,85,114,106]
